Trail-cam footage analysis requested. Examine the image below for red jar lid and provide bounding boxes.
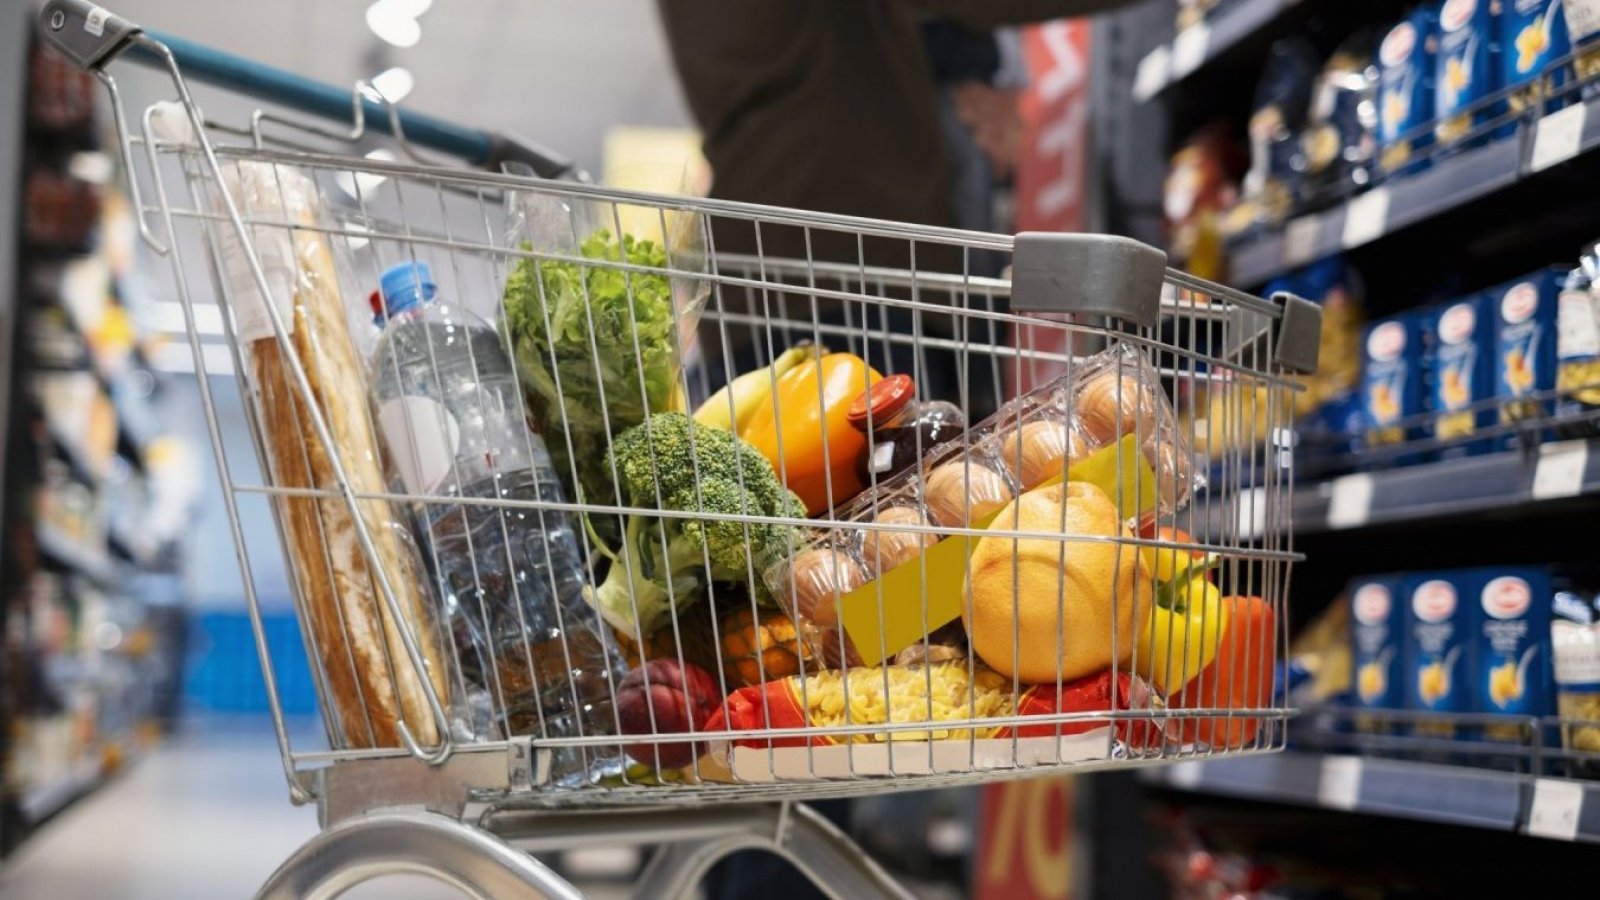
[847,374,915,428]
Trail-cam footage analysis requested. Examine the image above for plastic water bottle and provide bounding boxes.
[369,261,624,777]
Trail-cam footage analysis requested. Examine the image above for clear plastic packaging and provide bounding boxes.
[500,190,709,517]
[210,161,451,750]
[766,342,1197,674]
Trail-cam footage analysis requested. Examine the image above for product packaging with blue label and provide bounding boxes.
[1427,294,1496,457]
[1494,267,1566,443]
[1434,0,1502,147]
[1378,5,1438,174]
[1403,572,1478,739]
[1351,576,1407,723]
[1501,0,1573,113]
[1464,566,1554,740]
[1362,312,1432,466]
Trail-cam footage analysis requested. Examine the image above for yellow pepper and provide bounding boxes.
[741,352,881,514]
[1139,573,1226,695]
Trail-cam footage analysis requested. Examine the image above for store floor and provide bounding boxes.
[0,718,635,899]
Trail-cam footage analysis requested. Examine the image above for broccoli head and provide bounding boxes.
[585,412,805,636]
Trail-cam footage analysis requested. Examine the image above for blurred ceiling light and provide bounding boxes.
[366,1,421,48]
[371,66,415,103]
[388,0,434,16]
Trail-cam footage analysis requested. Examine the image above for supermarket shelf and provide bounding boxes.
[36,525,115,585]
[1146,751,1522,830]
[44,421,103,485]
[1145,750,1600,842]
[1209,438,1600,537]
[1228,94,1600,287]
[18,757,103,824]
[1295,438,1600,534]
[1132,0,1297,101]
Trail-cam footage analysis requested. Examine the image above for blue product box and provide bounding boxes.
[1362,313,1431,466]
[1493,267,1565,442]
[1427,294,1496,457]
[1403,572,1478,736]
[1351,575,1406,711]
[1500,0,1572,112]
[1434,0,1501,147]
[1465,566,1554,736]
[1378,6,1438,174]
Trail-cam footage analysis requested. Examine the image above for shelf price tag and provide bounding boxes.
[1565,0,1600,43]
[1530,104,1588,173]
[1170,23,1211,79]
[1526,778,1585,841]
[1282,216,1321,268]
[1341,188,1390,249]
[1168,760,1204,790]
[1326,473,1374,529]
[1532,439,1589,500]
[1235,486,1268,539]
[1317,755,1362,811]
[1133,46,1171,102]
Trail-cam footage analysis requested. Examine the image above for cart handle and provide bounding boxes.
[39,0,575,177]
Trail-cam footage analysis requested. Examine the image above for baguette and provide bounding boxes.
[219,161,448,749]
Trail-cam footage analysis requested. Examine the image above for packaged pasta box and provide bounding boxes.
[1427,294,1495,457]
[1377,6,1438,175]
[1362,313,1431,466]
[1565,0,1600,98]
[1551,587,1600,776]
[1468,566,1554,740]
[1500,0,1572,114]
[1434,0,1501,147]
[1494,267,1565,441]
[1351,575,1406,718]
[1403,572,1478,738]
[1557,263,1600,437]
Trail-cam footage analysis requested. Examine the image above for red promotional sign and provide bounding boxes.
[974,776,1075,899]
[1009,20,1093,396]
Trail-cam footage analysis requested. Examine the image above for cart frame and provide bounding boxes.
[40,1,1319,896]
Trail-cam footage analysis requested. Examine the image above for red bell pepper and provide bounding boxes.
[1172,595,1276,749]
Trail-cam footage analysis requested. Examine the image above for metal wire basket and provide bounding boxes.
[41,2,1320,896]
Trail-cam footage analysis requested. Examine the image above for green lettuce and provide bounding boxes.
[503,229,683,512]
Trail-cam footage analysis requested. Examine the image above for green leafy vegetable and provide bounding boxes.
[504,229,685,512]
[584,412,805,636]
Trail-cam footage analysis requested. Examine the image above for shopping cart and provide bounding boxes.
[40,2,1320,897]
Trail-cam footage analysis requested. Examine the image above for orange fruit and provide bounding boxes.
[964,481,1152,684]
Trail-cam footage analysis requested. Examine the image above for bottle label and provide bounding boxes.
[378,396,461,495]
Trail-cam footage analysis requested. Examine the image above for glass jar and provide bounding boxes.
[846,375,966,488]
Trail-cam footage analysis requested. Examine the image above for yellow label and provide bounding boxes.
[838,435,1156,666]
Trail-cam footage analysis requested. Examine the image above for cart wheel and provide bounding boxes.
[254,809,582,900]
[633,802,914,900]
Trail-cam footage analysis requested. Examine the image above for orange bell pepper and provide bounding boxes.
[740,352,880,513]
[1172,595,1276,749]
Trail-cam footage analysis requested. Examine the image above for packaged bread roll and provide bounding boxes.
[216,161,448,749]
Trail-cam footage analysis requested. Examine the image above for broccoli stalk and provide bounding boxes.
[584,412,805,636]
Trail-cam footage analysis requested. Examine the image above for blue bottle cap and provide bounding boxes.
[378,261,437,319]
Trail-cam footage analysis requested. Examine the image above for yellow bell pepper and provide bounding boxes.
[1139,573,1226,695]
